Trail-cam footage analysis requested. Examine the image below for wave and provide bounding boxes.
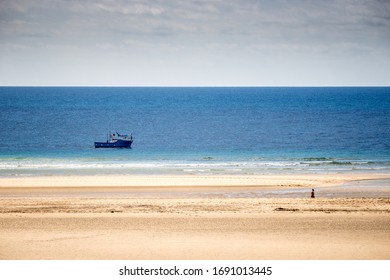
[329,161,352,165]
[201,156,214,161]
[302,157,334,161]
[1,156,390,176]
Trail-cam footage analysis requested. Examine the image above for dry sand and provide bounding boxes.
[0,174,389,260]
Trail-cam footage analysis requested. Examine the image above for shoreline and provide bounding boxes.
[1,173,389,187]
[1,173,389,199]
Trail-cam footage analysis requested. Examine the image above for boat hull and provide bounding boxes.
[94,140,133,148]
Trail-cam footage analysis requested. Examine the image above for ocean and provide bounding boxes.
[0,87,389,177]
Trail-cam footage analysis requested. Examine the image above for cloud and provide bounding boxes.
[2,1,389,41]
[95,2,165,16]
[0,0,389,85]
[0,42,30,51]
[67,0,166,16]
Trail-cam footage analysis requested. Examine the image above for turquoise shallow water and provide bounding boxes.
[0,87,389,176]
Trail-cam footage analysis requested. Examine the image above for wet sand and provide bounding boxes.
[0,174,389,259]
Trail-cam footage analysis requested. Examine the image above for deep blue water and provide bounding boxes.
[0,87,389,176]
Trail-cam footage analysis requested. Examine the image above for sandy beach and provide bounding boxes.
[0,173,389,260]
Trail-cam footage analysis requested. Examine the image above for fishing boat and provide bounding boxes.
[94,132,133,148]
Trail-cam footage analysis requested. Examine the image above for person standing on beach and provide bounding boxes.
[311,189,315,198]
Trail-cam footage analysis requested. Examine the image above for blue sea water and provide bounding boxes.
[0,87,389,177]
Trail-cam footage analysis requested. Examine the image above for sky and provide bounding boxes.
[0,0,389,86]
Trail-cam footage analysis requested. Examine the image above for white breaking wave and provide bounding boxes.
[1,157,389,176]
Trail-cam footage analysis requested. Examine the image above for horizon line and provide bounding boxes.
[1,85,389,88]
